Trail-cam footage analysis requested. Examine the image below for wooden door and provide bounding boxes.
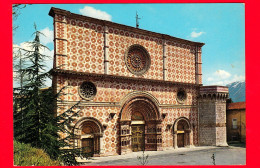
[177,133,184,147]
[177,120,186,148]
[82,138,94,156]
[131,125,145,152]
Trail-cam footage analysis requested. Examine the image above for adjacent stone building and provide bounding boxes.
[198,86,229,146]
[226,102,246,143]
[49,7,229,157]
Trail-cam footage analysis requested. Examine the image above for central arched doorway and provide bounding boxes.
[119,95,162,155]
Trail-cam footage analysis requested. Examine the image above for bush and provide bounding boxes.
[13,140,60,166]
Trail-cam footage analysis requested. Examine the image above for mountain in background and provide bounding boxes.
[226,81,245,102]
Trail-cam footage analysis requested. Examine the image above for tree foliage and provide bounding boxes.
[53,87,92,165]
[12,4,27,31]
[13,25,51,147]
[13,49,28,89]
[13,24,90,165]
[13,25,61,160]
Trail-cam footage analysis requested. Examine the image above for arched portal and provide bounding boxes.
[119,96,162,155]
[173,117,192,148]
[74,117,103,157]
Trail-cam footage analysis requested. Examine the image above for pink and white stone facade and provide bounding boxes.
[49,7,228,157]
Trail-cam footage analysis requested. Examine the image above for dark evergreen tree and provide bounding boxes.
[37,87,60,159]
[42,86,87,165]
[13,24,51,147]
[13,25,61,160]
[13,49,28,89]
[55,97,82,165]
[13,48,28,141]
[13,24,92,165]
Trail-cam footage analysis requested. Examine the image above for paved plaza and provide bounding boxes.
[81,144,246,165]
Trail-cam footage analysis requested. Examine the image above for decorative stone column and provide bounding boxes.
[198,86,229,146]
[119,120,132,155]
[99,136,104,155]
[156,120,163,151]
[173,132,178,149]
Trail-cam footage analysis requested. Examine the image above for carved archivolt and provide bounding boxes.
[119,92,162,153]
[73,117,103,136]
[172,117,192,148]
[120,97,160,121]
[119,91,160,108]
[173,117,191,133]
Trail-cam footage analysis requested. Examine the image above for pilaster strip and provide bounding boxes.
[103,26,109,74]
[54,14,68,70]
[195,46,199,84]
[162,39,167,80]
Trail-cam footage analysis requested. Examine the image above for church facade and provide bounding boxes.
[49,7,229,157]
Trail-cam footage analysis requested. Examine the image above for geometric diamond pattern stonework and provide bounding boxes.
[50,7,228,157]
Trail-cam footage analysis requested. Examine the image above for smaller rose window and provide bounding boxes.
[79,81,97,100]
[177,89,187,103]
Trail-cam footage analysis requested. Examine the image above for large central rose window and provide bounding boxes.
[125,44,151,75]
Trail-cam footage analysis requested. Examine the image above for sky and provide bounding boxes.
[13,3,245,87]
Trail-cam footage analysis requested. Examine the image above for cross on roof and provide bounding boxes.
[136,11,141,28]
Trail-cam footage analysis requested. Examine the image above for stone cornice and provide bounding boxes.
[57,100,197,109]
[200,85,229,93]
[51,69,202,87]
[49,7,205,47]
[159,104,197,109]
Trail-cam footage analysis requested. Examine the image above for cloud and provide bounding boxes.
[226,75,245,85]
[214,70,231,80]
[13,42,53,71]
[40,27,53,45]
[13,42,54,87]
[79,6,112,21]
[13,43,31,52]
[190,31,205,38]
[205,69,244,86]
[13,42,53,60]
[207,77,214,82]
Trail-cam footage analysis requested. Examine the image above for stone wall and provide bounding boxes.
[198,86,228,146]
[49,7,204,156]
[49,7,203,84]
[198,101,216,145]
[55,75,199,155]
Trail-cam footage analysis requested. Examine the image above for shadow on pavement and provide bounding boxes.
[228,141,246,148]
